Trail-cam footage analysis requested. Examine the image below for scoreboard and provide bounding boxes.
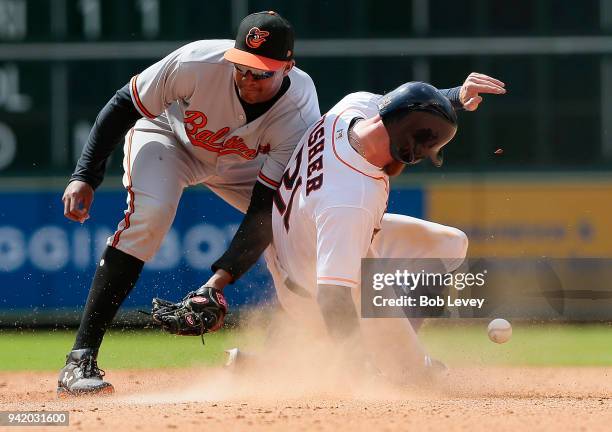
[0,0,239,177]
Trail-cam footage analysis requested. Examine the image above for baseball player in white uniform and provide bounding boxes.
[265,78,505,380]
[58,11,320,396]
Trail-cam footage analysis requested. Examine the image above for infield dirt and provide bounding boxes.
[1,366,611,431]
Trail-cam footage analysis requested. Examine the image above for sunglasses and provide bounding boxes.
[234,64,276,80]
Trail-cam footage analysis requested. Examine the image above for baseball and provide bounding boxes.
[487,318,512,344]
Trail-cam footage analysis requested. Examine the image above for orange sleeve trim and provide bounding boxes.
[130,75,156,119]
[258,172,281,188]
[318,276,359,285]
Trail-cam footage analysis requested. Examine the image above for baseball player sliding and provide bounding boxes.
[59,7,504,393]
[58,11,320,396]
[154,77,505,381]
[267,82,474,379]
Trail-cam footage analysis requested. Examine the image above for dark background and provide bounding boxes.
[0,0,610,178]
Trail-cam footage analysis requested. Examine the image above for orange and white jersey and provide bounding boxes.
[129,39,320,189]
[271,92,390,295]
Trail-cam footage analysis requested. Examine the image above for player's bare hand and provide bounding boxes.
[62,180,94,223]
[202,269,233,292]
[459,72,506,111]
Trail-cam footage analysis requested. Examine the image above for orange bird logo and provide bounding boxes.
[246,27,270,49]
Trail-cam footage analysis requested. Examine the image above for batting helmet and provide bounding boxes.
[377,82,458,167]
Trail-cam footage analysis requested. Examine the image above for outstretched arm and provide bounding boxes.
[70,83,141,189]
[65,44,198,223]
[209,181,276,287]
[63,84,141,223]
[440,72,506,111]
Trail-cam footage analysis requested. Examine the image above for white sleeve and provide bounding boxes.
[315,206,375,288]
[129,47,197,119]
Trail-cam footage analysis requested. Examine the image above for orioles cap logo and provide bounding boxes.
[246,27,270,49]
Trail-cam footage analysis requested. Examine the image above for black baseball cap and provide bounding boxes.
[224,11,294,71]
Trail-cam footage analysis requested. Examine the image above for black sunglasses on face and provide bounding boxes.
[234,64,276,80]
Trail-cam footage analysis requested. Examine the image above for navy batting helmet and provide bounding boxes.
[377,82,458,167]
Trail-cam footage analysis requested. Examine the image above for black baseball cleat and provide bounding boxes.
[57,348,114,398]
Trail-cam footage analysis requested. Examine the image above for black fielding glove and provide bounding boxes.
[151,286,228,336]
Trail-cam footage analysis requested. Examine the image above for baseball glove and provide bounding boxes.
[151,286,228,337]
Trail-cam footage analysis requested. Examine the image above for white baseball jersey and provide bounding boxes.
[129,39,320,190]
[271,92,390,295]
[108,39,319,262]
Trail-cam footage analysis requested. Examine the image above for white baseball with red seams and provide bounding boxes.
[488,318,513,344]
